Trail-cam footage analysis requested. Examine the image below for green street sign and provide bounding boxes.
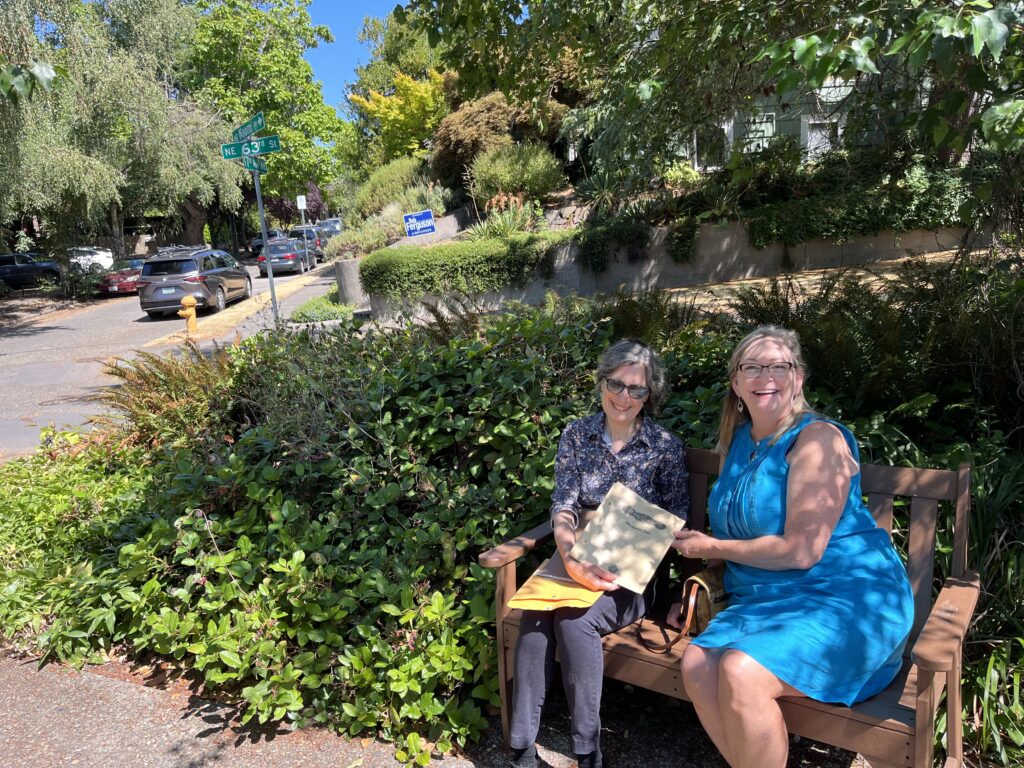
[232,111,265,143]
[243,156,268,173]
[221,134,281,160]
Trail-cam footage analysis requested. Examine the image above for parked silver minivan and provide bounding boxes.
[138,247,252,319]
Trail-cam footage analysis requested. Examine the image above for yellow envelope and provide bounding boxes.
[508,557,602,611]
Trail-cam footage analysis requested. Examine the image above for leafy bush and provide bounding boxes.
[574,216,650,272]
[667,215,700,263]
[354,157,425,219]
[324,219,392,259]
[469,143,566,205]
[430,92,568,190]
[1,266,1022,766]
[465,197,544,241]
[360,230,575,301]
[662,161,702,191]
[290,286,355,324]
[430,92,516,189]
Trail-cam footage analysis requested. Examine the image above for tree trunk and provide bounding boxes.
[179,194,207,245]
[110,202,126,260]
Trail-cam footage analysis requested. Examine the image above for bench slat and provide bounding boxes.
[907,496,940,642]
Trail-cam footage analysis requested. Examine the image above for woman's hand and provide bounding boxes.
[672,529,719,560]
[564,556,620,591]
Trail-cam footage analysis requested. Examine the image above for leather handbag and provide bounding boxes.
[635,566,728,653]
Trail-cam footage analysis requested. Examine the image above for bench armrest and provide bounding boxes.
[911,571,981,672]
[478,521,554,569]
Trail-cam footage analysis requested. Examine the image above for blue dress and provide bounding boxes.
[692,415,914,705]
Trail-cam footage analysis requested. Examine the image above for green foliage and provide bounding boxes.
[469,143,566,205]
[1,269,1023,764]
[429,92,515,190]
[662,161,702,191]
[0,58,61,102]
[290,287,355,324]
[667,215,700,263]
[573,216,650,272]
[465,199,544,241]
[348,69,449,164]
[183,0,344,197]
[360,230,575,301]
[95,341,235,450]
[743,158,980,248]
[354,157,425,219]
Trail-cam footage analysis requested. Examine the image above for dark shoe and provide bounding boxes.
[575,750,603,768]
[511,744,538,768]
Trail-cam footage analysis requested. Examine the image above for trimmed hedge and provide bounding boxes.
[359,230,576,301]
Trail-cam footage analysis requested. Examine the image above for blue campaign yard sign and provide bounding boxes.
[403,209,437,237]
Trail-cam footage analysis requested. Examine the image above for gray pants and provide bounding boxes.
[509,588,647,755]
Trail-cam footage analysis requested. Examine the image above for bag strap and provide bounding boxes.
[634,579,701,654]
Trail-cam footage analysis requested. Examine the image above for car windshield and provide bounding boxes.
[142,259,197,276]
[112,259,145,270]
[0,255,16,266]
[266,243,301,255]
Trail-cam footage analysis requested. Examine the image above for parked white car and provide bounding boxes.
[68,246,114,272]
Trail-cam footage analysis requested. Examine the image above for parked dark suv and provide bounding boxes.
[0,253,61,289]
[138,247,252,319]
[257,237,314,276]
[287,225,327,262]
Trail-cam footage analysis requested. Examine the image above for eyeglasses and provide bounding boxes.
[604,377,651,400]
[737,361,796,379]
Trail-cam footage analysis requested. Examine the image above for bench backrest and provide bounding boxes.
[683,447,971,646]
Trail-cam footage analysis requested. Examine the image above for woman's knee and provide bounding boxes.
[681,644,718,692]
[718,650,782,703]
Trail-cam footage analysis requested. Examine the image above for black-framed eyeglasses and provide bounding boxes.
[604,377,651,400]
[737,361,795,379]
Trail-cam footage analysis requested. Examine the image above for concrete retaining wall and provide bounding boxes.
[353,222,979,321]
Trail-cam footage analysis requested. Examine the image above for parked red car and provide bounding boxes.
[96,258,147,295]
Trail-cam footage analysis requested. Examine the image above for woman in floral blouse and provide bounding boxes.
[509,339,689,768]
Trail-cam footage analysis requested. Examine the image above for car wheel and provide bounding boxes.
[146,311,164,320]
[298,258,306,274]
[211,287,226,313]
[243,277,253,298]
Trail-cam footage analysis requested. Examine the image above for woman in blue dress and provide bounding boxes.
[671,325,913,768]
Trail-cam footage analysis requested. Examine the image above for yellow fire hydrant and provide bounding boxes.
[178,295,198,334]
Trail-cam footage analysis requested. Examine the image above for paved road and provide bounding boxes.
[0,265,335,461]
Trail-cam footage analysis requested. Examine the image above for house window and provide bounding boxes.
[802,117,840,158]
[738,113,776,153]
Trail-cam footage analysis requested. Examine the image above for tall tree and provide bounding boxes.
[183,0,345,198]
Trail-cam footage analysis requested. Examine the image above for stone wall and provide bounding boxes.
[353,221,981,321]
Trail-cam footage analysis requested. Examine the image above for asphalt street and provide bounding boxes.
[0,264,337,461]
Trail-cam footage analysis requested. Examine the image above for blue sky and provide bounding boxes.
[305,1,400,114]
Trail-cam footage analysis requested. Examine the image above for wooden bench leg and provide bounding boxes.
[495,563,517,747]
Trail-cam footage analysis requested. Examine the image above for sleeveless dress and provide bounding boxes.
[691,414,914,705]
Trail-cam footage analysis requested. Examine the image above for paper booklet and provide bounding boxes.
[507,483,681,610]
[567,482,680,594]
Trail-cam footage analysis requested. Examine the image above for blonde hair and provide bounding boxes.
[715,325,814,454]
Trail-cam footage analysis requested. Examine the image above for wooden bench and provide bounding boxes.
[480,448,981,768]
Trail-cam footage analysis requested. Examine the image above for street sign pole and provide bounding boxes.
[252,170,280,324]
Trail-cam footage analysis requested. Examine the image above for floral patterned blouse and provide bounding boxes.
[550,413,689,523]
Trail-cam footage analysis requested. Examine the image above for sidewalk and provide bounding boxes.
[0,652,867,768]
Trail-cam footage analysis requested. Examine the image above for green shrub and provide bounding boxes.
[430,92,516,189]
[469,143,566,205]
[465,200,544,241]
[667,215,700,263]
[663,161,702,191]
[289,287,355,324]
[360,230,575,301]
[430,92,568,190]
[354,157,425,219]
[0,276,1022,767]
[574,216,650,272]
[324,219,392,259]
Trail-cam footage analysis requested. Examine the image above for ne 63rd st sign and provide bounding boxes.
[221,134,281,160]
